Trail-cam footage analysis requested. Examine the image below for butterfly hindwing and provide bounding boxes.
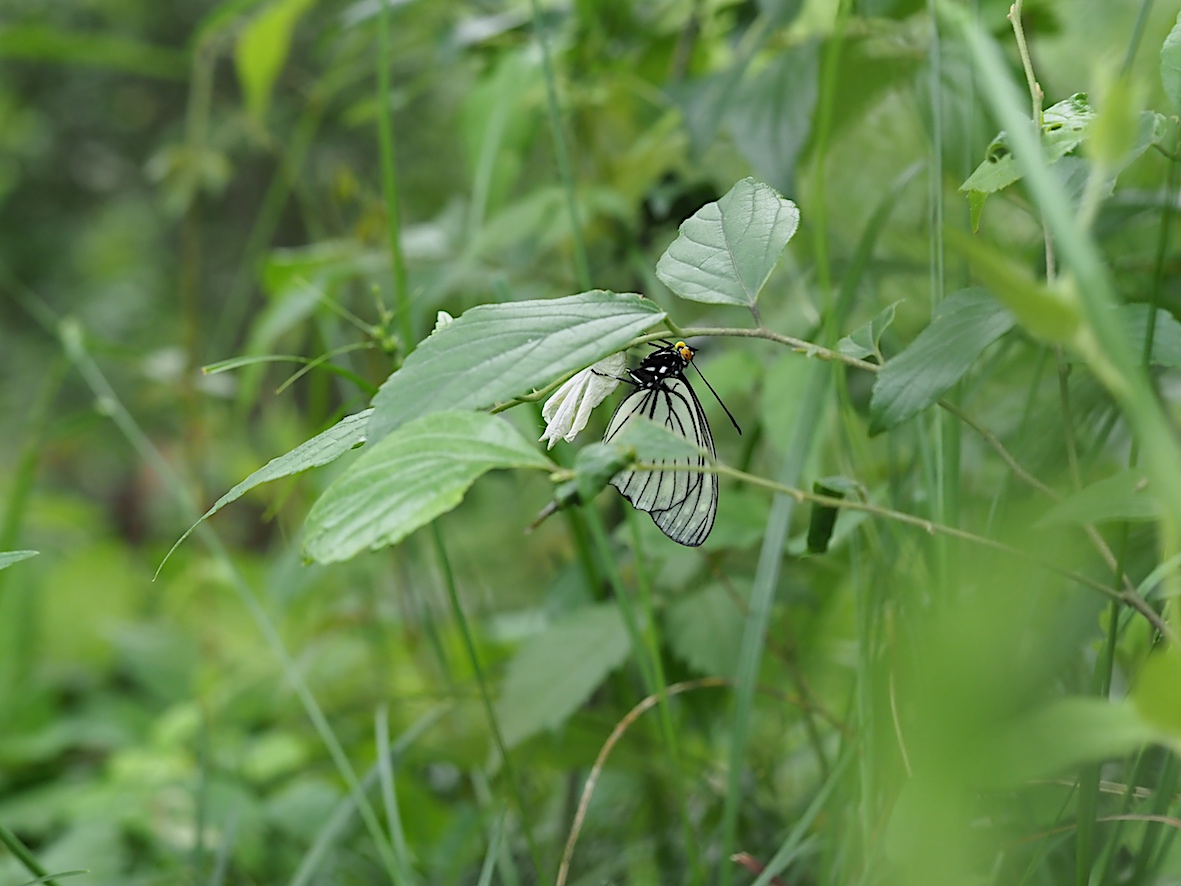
[603,374,717,547]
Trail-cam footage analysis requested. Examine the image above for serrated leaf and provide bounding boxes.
[1162,13,1181,115]
[366,291,664,442]
[157,409,374,576]
[869,288,1014,434]
[303,411,553,564]
[235,0,317,120]
[665,585,743,679]
[655,177,799,309]
[494,602,631,748]
[1036,470,1157,527]
[838,301,900,360]
[0,550,38,570]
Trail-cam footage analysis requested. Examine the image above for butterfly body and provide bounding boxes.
[603,341,736,547]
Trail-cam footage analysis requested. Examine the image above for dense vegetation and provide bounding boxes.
[4,0,1181,884]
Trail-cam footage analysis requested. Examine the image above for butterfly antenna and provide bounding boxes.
[691,362,742,434]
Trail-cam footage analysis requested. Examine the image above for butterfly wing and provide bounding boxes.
[603,376,717,547]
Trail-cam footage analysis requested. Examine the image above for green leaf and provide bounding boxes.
[570,443,634,504]
[235,0,317,120]
[807,477,859,554]
[655,177,800,309]
[992,698,1161,786]
[948,228,1080,343]
[665,585,744,679]
[156,410,373,577]
[668,67,746,155]
[366,291,664,442]
[494,602,631,748]
[1133,649,1181,737]
[1036,469,1158,527]
[303,411,553,564]
[838,300,900,361]
[0,550,38,570]
[16,871,89,886]
[613,416,710,462]
[869,288,1014,434]
[725,44,819,191]
[960,93,1094,196]
[1112,304,1181,368]
[0,26,188,80]
[1162,12,1181,115]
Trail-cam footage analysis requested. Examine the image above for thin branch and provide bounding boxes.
[624,458,1177,646]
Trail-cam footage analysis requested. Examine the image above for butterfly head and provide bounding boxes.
[674,341,694,363]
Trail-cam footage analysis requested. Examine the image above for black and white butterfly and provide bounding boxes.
[602,341,740,547]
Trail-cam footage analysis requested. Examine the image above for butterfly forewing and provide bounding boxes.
[603,372,717,547]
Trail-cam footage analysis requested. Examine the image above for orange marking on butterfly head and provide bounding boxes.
[675,341,694,362]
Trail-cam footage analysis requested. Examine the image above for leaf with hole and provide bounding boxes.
[961,93,1094,196]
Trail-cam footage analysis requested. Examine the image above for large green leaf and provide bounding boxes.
[1162,12,1181,115]
[366,291,664,442]
[1036,469,1158,527]
[991,698,1161,786]
[0,26,189,80]
[156,409,373,577]
[725,44,819,192]
[655,177,799,309]
[1133,650,1181,737]
[948,229,1079,343]
[1111,304,1181,368]
[869,288,1014,434]
[494,602,631,749]
[303,411,553,564]
[235,0,317,120]
[0,551,38,571]
[665,585,743,679]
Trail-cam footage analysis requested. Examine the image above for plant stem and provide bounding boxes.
[376,0,413,355]
[621,458,1179,645]
[429,524,543,879]
[529,0,591,290]
[0,824,61,886]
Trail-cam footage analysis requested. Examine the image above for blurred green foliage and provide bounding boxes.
[4,1,1181,885]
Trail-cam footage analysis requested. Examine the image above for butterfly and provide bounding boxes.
[602,341,740,546]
